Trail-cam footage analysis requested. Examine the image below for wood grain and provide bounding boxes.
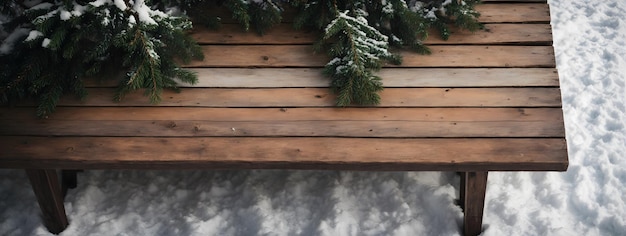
[0,120,565,138]
[476,4,551,23]
[0,137,568,171]
[184,45,555,68]
[193,3,549,24]
[0,2,566,236]
[83,68,560,88]
[191,24,553,45]
[25,170,68,234]
[462,171,488,236]
[0,107,564,122]
[32,88,562,107]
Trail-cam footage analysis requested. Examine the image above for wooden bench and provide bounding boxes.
[0,1,567,235]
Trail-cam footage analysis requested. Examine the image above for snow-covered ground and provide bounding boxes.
[1,0,625,235]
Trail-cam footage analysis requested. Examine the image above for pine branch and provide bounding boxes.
[321,9,399,106]
[0,0,203,117]
[1,0,482,116]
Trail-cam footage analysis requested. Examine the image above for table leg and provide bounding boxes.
[458,172,465,211]
[461,171,488,236]
[61,170,79,198]
[25,169,69,234]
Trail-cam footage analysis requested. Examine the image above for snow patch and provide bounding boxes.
[113,0,127,11]
[24,30,43,41]
[41,38,51,48]
[60,10,72,20]
[133,0,158,25]
[90,0,112,8]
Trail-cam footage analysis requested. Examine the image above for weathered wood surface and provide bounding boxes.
[0,1,567,172]
[191,24,553,45]
[84,68,559,88]
[1,137,567,171]
[198,3,551,24]
[184,45,555,68]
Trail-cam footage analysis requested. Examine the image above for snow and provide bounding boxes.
[57,3,89,21]
[90,0,112,8]
[24,30,43,42]
[1,0,626,235]
[133,0,158,25]
[113,0,127,11]
[41,38,51,48]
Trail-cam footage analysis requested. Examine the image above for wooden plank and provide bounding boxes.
[195,3,549,24]
[0,107,564,122]
[0,120,565,138]
[398,45,555,68]
[190,25,317,45]
[83,68,560,88]
[184,45,555,68]
[40,88,562,107]
[191,24,553,45]
[190,68,559,87]
[427,24,552,45]
[187,45,325,67]
[0,137,569,171]
[476,4,551,23]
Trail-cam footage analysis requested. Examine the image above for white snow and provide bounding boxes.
[133,0,158,25]
[90,0,112,8]
[1,0,626,235]
[24,30,43,42]
[41,38,51,48]
[113,0,127,11]
[60,10,72,20]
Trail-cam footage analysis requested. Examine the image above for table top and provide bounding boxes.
[0,1,568,171]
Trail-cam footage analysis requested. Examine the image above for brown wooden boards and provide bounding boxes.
[34,87,560,107]
[476,4,551,23]
[83,68,559,88]
[191,24,553,45]
[0,1,567,172]
[185,45,555,67]
[0,137,567,171]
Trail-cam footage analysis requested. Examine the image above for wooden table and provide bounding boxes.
[0,1,567,235]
